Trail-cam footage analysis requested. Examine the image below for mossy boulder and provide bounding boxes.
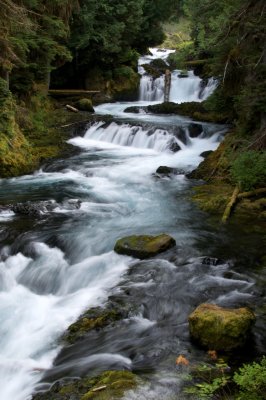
[75,98,95,112]
[114,234,176,259]
[141,64,162,79]
[33,370,138,400]
[189,303,255,351]
[64,307,124,344]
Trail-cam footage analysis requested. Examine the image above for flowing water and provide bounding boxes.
[0,49,265,400]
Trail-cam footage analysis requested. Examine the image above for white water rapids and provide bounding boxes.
[0,48,262,400]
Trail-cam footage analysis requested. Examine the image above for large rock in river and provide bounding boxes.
[114,234,176,259]
[189,303,255,351]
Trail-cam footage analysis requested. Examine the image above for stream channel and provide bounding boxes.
[0,48,265,400]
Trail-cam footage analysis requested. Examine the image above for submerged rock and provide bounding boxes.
[189,303,255,351]
[11,201,57,216]
[114,234,176,259]
[201,256,222,266]
[124,106,144,113]
[156,166,175,175]
[64,306,125,344]
[32,370,138,400]
[168,141,181,153]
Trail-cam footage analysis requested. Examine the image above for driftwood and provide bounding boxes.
[221,186,240,223]
[66,104,79,113]
[221,187,266,223]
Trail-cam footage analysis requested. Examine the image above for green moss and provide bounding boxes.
[64,307,124,344]
[81,371,137,400]
[111,66,140,95]
[189,303,255,351]
[192,185,232,214]
[0,84,78,178]
[33,370,139,400]
[147,101,229,123]
[0,88,35,177]
[75,98,94,112]
[114,234,176,259]
[141,64,162,79]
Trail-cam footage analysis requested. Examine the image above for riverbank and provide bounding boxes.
[0,85,97,178]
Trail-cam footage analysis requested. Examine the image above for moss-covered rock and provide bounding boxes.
[33,370,138,400]
[146,102,228,123]
[189,303,255,351]
[75,98,95,112]
[64,306,124,344]
[114,234,176,259]
[141,64,162,79]
[124,106,144,113]
[124,101,228,123]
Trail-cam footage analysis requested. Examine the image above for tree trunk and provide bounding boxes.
[164,69,171,102]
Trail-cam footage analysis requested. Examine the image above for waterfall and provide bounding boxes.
[139,70,217,103]
[138,48,218,103]
[139,76,164,102]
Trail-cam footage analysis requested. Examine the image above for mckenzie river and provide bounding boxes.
[0,49,265,400]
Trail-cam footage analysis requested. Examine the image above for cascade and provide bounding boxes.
[76,120,224,154]
[138,48,217,103]
[139,70,217,103]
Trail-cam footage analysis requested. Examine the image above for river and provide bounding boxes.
[0,48,265,400]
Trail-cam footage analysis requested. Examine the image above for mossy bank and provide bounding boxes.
[187,128,266,231]
[0,82,92,178]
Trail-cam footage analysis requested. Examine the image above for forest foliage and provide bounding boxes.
[0,0,179,93]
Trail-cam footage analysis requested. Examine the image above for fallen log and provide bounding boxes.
[92,385,107,392]
[221,186,240,224]
[237,187,266,199]
[221,187,266,223]
[66,104,79,113]
[48,89,100,98]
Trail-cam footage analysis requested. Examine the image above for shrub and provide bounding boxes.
[233,356,266,400]
[231,150,266,191]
